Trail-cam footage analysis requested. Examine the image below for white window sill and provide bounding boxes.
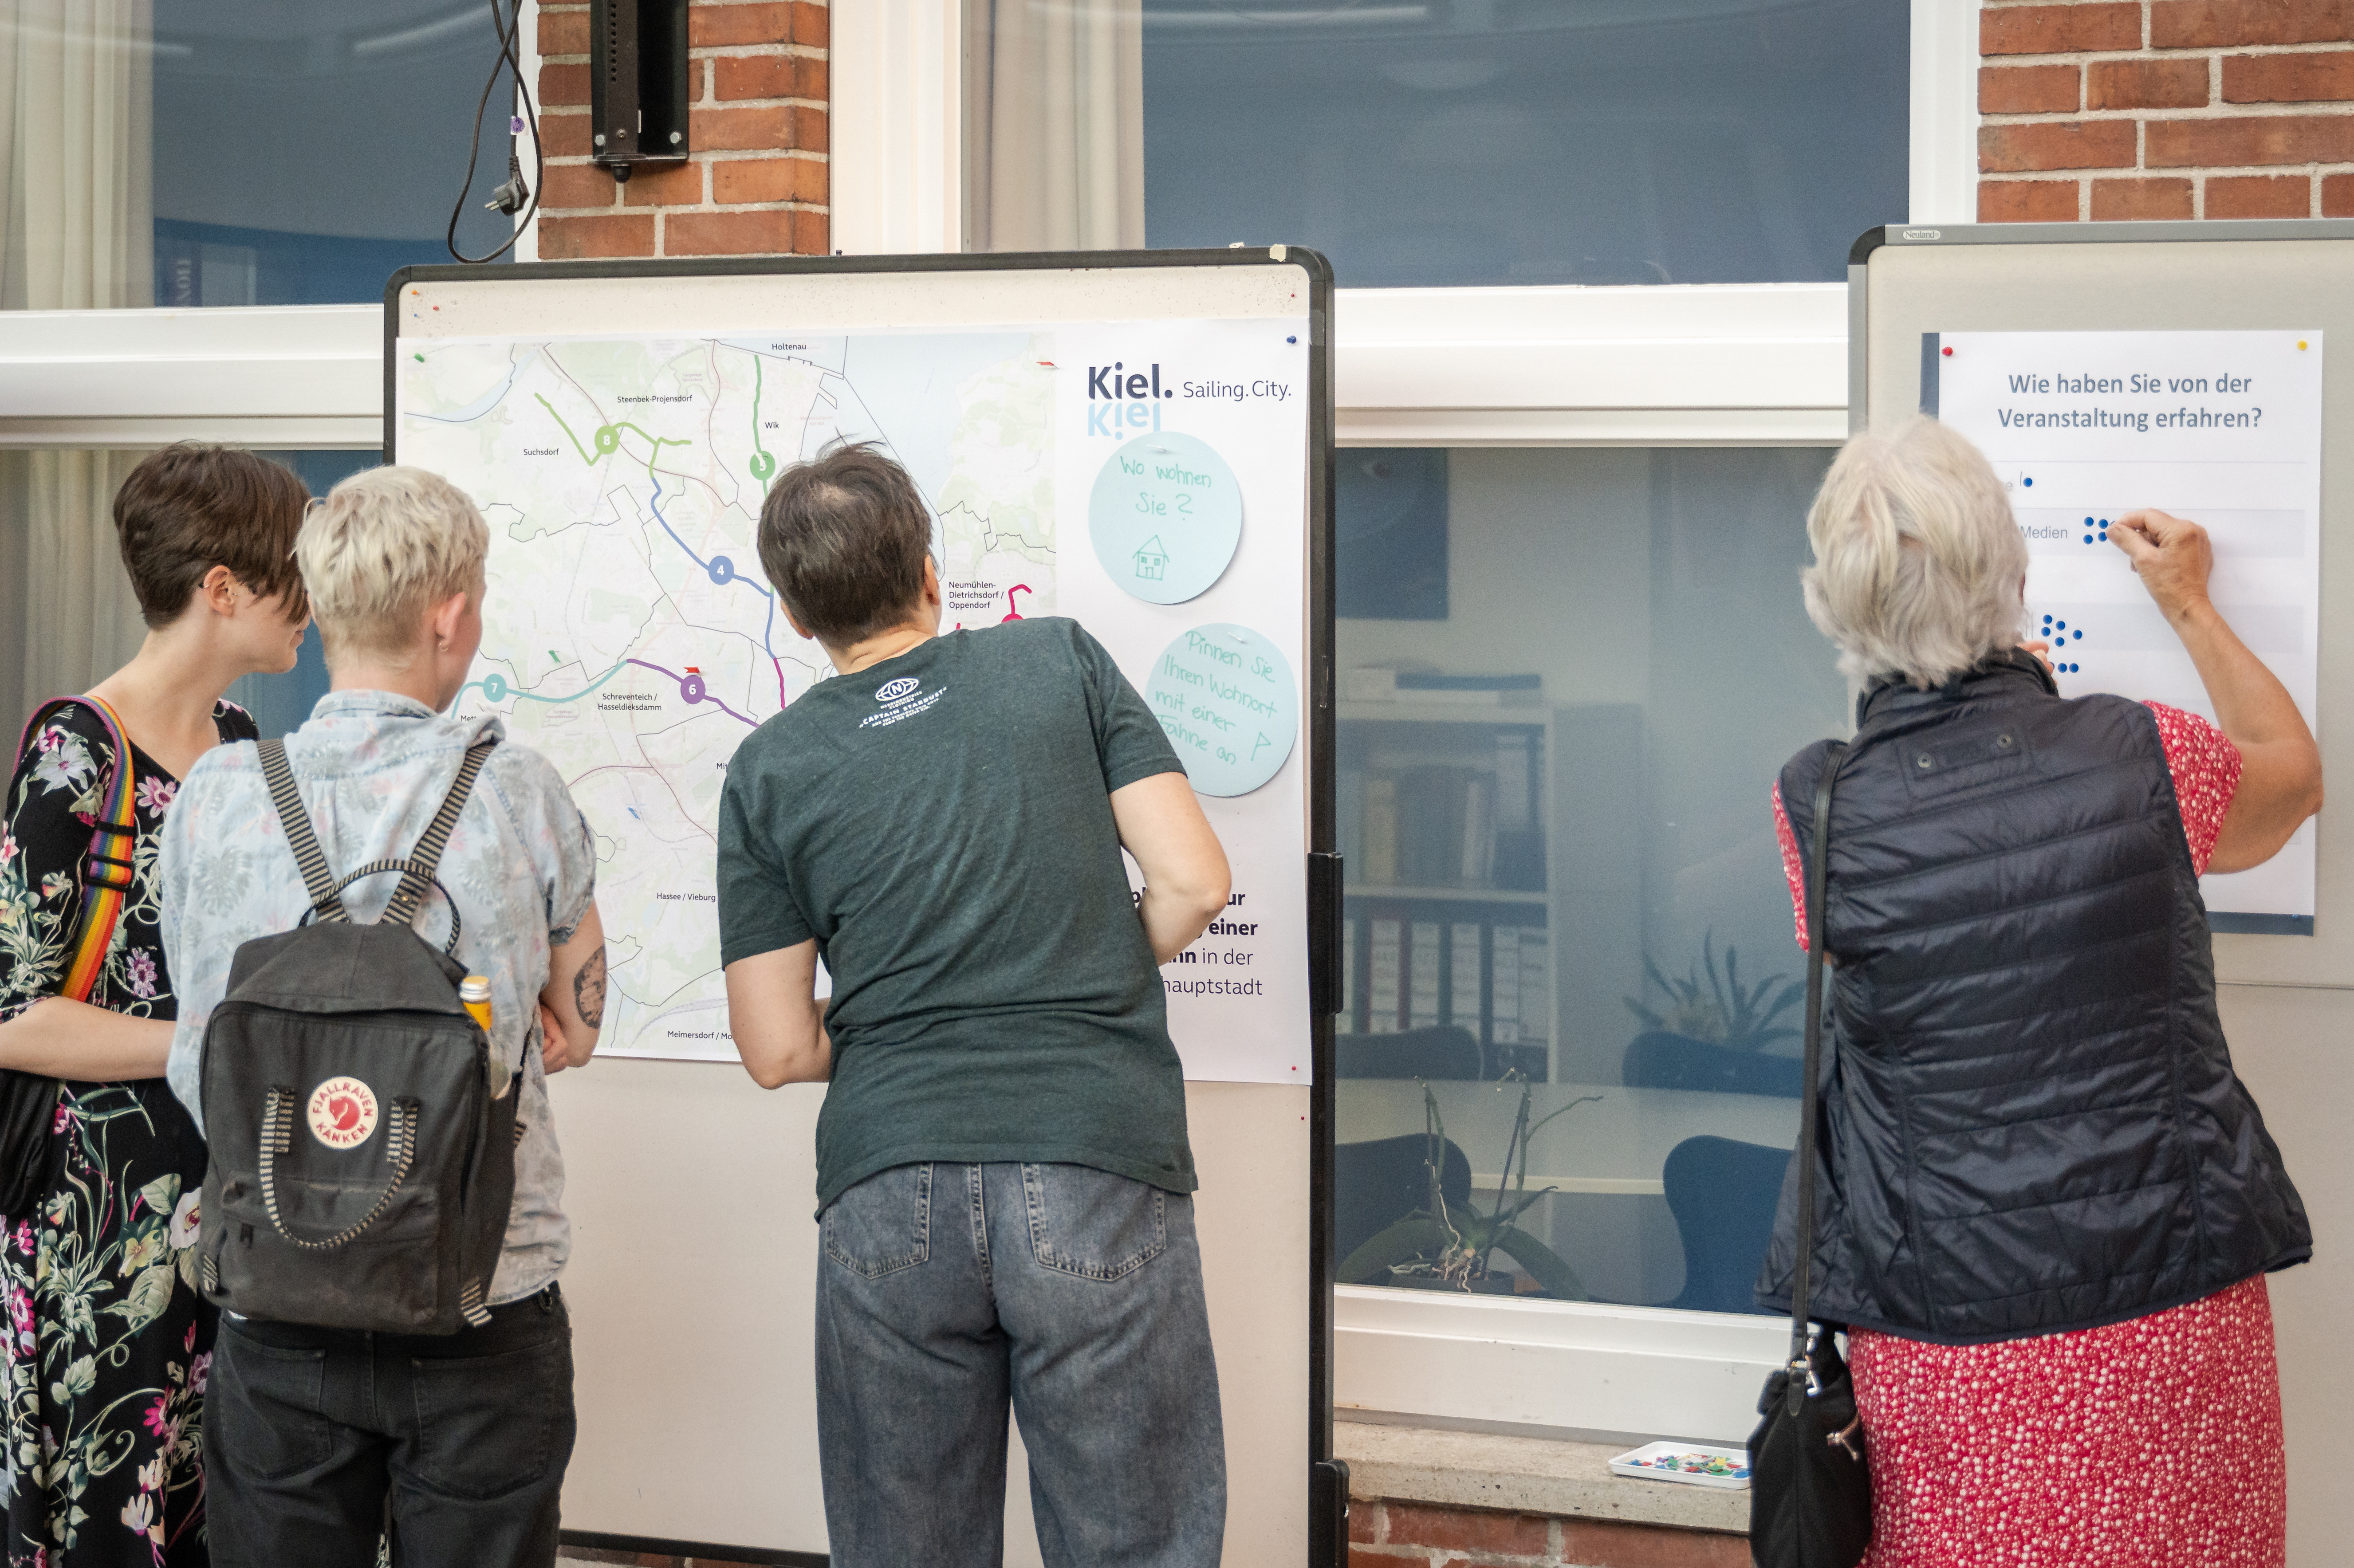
[1335,1285,1787,1447]
[1335,1418,1749,1535]
[0,304,382,448]
[0,281,1850,452]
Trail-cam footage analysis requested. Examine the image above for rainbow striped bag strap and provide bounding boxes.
[14,696,141,1003]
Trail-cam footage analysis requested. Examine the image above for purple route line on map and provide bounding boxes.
[622,657,758,727]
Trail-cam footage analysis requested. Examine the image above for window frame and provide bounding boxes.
[0,0,1982,1448]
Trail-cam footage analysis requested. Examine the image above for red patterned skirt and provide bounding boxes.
[1848,1275,2285,1568]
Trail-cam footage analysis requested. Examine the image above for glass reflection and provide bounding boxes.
[1334,446,1846,1313]
[1139,0,1908,285]
[152,1,520,304]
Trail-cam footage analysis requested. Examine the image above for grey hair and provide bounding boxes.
[1800,416,2027,688]
[297,466,489,666]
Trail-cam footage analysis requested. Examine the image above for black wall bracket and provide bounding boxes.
[1307,852,1345,1017]
[1310,1459,1350,1567]
[591,0,690,181]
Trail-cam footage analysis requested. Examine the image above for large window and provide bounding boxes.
[1334,447,1846,1314]
[154,2,523,304]
[0,4,522,314]
[964,0,1909,283]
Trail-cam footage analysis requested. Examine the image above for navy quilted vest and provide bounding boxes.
[1757,653,2310,1343]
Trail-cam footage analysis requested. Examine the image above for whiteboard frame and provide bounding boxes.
[1852,220,2354,980]
[380,248,1342,1564]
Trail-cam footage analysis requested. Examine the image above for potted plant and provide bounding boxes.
[1621,932,1806,1098]
[1335,1075,1596,1299]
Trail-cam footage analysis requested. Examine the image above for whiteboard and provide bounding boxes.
[1855,221,2354,985]
[1927,326,2324,925]
[384,252,1335,1562]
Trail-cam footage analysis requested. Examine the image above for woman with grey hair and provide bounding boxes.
[1762,416,2315,1568]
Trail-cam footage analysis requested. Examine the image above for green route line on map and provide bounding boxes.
[534,394,594,464]
[513,380,791,703]
[608,421,681,456]
[749,357,776,482]
[531,397,690,469]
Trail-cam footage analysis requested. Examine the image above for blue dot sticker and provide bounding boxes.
[1089,432,1244,605]
[1145,624,1298,797]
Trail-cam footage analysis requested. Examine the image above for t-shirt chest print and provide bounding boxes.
[859,673,948,730]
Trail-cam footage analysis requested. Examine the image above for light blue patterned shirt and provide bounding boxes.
[158,690,598,1304]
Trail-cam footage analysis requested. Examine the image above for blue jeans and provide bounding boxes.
[816,1161,1225,1568]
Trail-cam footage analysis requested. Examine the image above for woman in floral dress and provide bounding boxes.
[0,446,310,1567]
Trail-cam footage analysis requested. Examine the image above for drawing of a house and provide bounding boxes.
[1133,535,1169,582]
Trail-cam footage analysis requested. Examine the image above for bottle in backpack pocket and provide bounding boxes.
[460,975,492,1036]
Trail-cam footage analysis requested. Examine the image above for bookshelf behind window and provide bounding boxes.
[1338,701,1568,1082]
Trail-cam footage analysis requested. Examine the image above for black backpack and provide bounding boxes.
[197,736,516,1334]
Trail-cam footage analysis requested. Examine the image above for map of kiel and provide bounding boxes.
[398,330,1057,1058]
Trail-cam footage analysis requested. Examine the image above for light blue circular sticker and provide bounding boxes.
[1146,624,1298,798]
[1087,432,1244,604]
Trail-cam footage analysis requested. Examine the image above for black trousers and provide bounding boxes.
[207,1285,577,1568]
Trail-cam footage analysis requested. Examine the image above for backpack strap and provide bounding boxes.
[259,738,349,924]
[383,739,496,928]
[16,697,143,1002]
[324,861,463,954]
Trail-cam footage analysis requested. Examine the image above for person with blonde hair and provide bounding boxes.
[1762,416,2315,1568]
[157,465,608,1568]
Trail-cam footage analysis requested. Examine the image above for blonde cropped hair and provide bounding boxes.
[297,466,489,665]
[1800,417,2027,688]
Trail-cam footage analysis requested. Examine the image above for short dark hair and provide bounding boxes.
[112,444,311,627]
[756,443,933,646]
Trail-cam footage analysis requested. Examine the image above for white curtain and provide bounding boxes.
[965,0,1145,252]
[0,0,154,721]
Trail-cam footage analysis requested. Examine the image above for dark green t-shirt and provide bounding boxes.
[717,617,1194,1209]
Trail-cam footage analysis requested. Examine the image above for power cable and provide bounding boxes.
[448,0,543,264]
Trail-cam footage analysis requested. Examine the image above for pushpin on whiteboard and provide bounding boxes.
[1942,346,1953,356]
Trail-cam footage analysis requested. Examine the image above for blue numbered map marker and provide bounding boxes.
[1088,432,1244,605]
[1145,623,1297,797]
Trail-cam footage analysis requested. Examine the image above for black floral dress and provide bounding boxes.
[0,701,252,1567]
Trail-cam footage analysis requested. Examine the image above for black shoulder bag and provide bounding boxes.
[1748,742,1871,1568]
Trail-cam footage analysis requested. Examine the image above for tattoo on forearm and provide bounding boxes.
[573,947,607,1027]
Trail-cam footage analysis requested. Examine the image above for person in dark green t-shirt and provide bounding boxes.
[717,444,1233,1568]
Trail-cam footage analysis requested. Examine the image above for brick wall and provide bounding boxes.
[1348,1499,1748,1568]
[1980,0,2354,220]
[532,1,829,260]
